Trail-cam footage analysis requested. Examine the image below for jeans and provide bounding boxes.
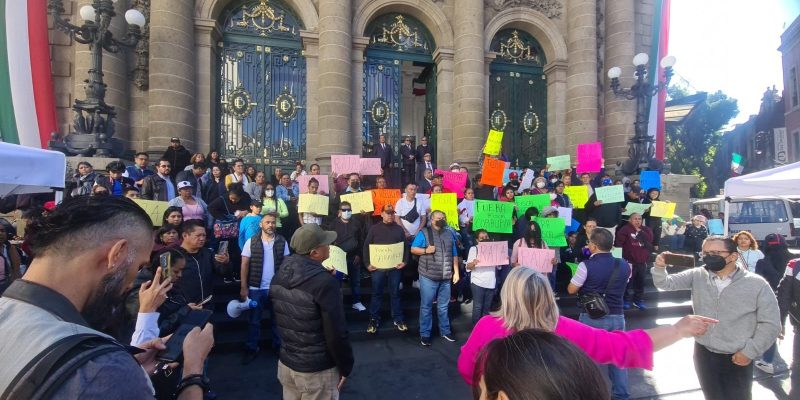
[246,288,280,352]
[762,342,777,363]
[346,254,362,304]
[471,284,495,325]
[669,234,685,251]
[369,268,404,323]
[624,262,646,303]
[419,275,452,338]
[579,313,629,400]
[693,342,753,400]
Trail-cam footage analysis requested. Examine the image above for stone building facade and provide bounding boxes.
[49,0,658,172]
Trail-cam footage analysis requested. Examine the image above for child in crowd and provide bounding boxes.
[465,229,498,325]
[238,200,263,250]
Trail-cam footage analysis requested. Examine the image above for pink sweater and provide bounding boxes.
[458,315,654,385]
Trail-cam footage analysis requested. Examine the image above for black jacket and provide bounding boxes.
[93,175,135,195]
[270,254,354,377]
[372,143,393,169]
[141,174,175,201]
[163,145,192,179]
[174,247,215,305]
[400,144,416,165]
[585,193,622,228]
[778,258,800,328]
[208,195,250,220]
[176,170,211,201]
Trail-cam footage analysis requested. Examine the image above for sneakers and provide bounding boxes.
[398,282,404,291]
[352,302,366,312]
[241,349,259,365]
[633,300,648,311]
[233,276,241,282]
[755,360,775,374]
[623,301,632,310]
[441,334,457,343]
[412,280,420,289]
[394,320,408,332]
[367,319,379,334]
[420,337,432,346]
[223,277,234,284]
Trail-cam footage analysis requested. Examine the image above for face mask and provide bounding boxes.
[550,178,558,184]
[265,190,274,197]
[602,178,613,186]
[702,255,728,272]
[351,181,360,188]
[631,185,641,191]
[342,211,352,220]
[434,220,446,228]
[535,182,545,189]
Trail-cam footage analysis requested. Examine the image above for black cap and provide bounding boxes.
[170,137,180,142]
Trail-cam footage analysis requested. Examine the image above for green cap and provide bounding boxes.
[290,223,337,255]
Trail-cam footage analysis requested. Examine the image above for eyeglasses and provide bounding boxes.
[700,251,731,257]
[341,208,352,212]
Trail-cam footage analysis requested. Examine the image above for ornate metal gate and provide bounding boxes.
[489,29,547,169]
[217,0,306,171]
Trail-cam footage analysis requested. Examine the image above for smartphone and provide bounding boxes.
[198,295,213,306]
[156,309,213,363]
[159,252,172,281]
[663,253,695,269]
[217,240,229,256]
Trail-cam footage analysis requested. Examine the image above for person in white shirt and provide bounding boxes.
[395,183,427,289]
[465,229,499,325]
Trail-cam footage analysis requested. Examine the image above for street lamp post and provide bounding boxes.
[48,0,145,157]
[608,52,676,175]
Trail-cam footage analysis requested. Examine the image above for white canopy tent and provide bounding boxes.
[0,142,66,198]
[722,161,800,235]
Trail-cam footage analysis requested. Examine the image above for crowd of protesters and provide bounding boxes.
[0,134,797,400]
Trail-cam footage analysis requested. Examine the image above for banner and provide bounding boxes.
[473,200,514,233]
[480,157,505,187]
[595,185,624,204]
[517,247,556,273]
[369,242,405,269]
[546,155,571,171]
[563,185,589,209]
[297,175,330,195]
[133,199,171,227]
[515,194,551,215]
[476,241,509,267]
[331,155,360,175]
[371,189,401,216]
[298,194,329,215]
[576,142,603,174]
[431,193,460,229]
[359,157,382,175]
[649,201,676,218]
[436,169,468,198]
[622,202,651,216]
[484,129,504,155]
[536,217,567,247]
[322,245,348,275]
[640,171,662,191]
[341,191,374,213]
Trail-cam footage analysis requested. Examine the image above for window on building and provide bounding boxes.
[791,67,799,108]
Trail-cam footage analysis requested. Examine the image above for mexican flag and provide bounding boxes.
[0,0,58,149]
[731,153,744,175]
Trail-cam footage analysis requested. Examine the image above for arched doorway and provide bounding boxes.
[216,0,306,171]
[489,29,547,169]
[362,13,437,167]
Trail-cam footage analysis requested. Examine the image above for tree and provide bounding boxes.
[665,85,739,197]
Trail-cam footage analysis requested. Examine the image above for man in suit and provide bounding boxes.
[416,152,436,183]
[416,168,433,194]
[400,136,416,187]
[415,136,433,165]
[374,134,393,172]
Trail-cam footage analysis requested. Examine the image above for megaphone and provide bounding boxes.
[227,298,258,318]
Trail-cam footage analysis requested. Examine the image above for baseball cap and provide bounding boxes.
[43,201,57,212]
[177,181,193,190]
[765,233,786,246]
[509,171,519,180]
[542,206,559,217]
[170,137,180,142]
[290,223,337,255]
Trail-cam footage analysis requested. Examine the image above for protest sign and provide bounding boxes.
[297,175,330,195]
[322,245,348,275]
[473,200,514,233]
[622,202,651,216]
[640,170,662,191]
[650,201,676,218]
[415,193,430,213]
[359,157,382,175]
[517,169,535,193]
[566,218,581,234]
[547,155,571,171]
[298,194,330,215]
[595,185,624,204]
[369,242,405,269]
[517,247,556,273]
[431,193,460,229]
[476,241,509,267]
[563,185,589,209]
[566,262,579,277]
[708,219,724,235]
[556,207,572,224]
[331,155,360,175]
[480,157,505,187]
[484,129,503,155]
[134,199,171,227]
[341,191,374,213]
[435,169,468,198]
[611,247,623,258]
[576,142,603,173]
[536,217,567,247]
[515,194,551,215]
[371,189,402,216]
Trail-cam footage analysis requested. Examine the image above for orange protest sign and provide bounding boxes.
[480,157,505,187]
[372,189,401,216]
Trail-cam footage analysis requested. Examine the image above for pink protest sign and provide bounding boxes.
[576,142,603,174]
[359,157,382,175]
[435,169,468,198]
[517,247,556,273]
[297,175,330,195]
[331,155,360,175]
[477,241,510,267]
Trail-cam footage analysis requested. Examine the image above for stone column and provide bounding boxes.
[301,31,320,164]
[435,48,454,167]
[315,0,352,169]
[350,36,369,155]
[604,0,636,166]
[545,61,568,156]
[147,0,196,152]
[451,0,484,169]
[194,19,221,154]
[566,0,598,155]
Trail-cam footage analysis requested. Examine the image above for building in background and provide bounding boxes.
[780,13,800,164]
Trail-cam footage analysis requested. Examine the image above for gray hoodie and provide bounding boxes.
[651,264,780,360]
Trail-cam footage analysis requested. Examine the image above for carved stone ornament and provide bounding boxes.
[486,0,563,19]
[235,0,290,36]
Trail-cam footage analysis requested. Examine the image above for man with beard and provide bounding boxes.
[0,196,214,399]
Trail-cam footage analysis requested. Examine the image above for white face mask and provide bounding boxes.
[535,181,546,189]
[342,211,352,220]
[265,189,274,197]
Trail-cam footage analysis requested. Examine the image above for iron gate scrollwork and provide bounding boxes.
[217,0,306,171]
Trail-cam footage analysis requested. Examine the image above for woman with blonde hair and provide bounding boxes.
[732,230,763,272]
[458,267,718,386]
[184,152,206,171]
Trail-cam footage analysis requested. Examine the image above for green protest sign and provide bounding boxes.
[595,185,624,204]
[546,155,571,171]
[473,200,515,233]
[515,194,551,216]
[535,217,567,247]
[622,202,651,216]
[611,247,623,258]
[566,262,579,277]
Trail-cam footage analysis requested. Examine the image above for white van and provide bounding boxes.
[691,197,799,246]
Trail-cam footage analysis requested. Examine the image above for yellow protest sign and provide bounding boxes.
[484,130,504,156]
[369,242,405,269]
[133,199,170,227]
[298,194,330,215]
[649,201,676,218]
[430,193,459,229]
[340,190,374,214]
[563,185,589,209]
[322,245,348,275]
